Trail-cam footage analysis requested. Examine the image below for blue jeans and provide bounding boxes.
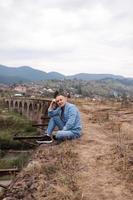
[46,116,80,141]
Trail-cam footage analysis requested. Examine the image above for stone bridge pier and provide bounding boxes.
[4,98,51,123]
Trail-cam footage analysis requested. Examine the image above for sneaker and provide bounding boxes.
[36,135,53,144]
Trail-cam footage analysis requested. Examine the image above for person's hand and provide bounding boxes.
[49,99,57,110]
[52,99,56,103]
[50,99,56,106]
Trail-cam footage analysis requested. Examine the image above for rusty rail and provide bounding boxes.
[32,123,48,127]
[8,150,33,153]
[0,168,19,176]
[40,116,50,120]
[0,183,8,189]
[13,135,45,140]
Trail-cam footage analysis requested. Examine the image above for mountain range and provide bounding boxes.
[0,64,132,85]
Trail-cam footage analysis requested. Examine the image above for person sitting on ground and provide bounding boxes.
[37,93,82,144]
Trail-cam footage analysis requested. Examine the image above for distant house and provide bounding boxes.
[14,85,27,93]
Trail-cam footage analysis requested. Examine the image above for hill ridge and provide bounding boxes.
[0,64,130,84]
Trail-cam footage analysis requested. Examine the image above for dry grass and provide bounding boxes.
[114,123,133,182]
[79,99,133,193]
[100,103,133,192]
[3,141,82,200]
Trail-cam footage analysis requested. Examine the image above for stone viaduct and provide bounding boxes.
[4,97,51,123]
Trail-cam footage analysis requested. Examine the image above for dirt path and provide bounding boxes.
[76,112,133,200]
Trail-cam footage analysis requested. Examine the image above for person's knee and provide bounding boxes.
[52,116,61,122]
[51,116,64,130]
[48,116,60,124]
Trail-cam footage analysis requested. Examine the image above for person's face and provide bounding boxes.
[55,95,67,107]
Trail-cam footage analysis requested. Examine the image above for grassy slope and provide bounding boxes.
[0,109,37,150]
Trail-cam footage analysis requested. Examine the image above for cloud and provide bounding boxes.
[0,0,133,77]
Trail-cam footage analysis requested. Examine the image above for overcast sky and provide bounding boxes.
[0,0,133,77]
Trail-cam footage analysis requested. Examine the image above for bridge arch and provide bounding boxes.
[29,103,33,111]
[24,102,28,111]
[19,101,22,109]
[15,101,18,108]
[33,103,38,110]
[11,100,13,108]
[5,100,9,109]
